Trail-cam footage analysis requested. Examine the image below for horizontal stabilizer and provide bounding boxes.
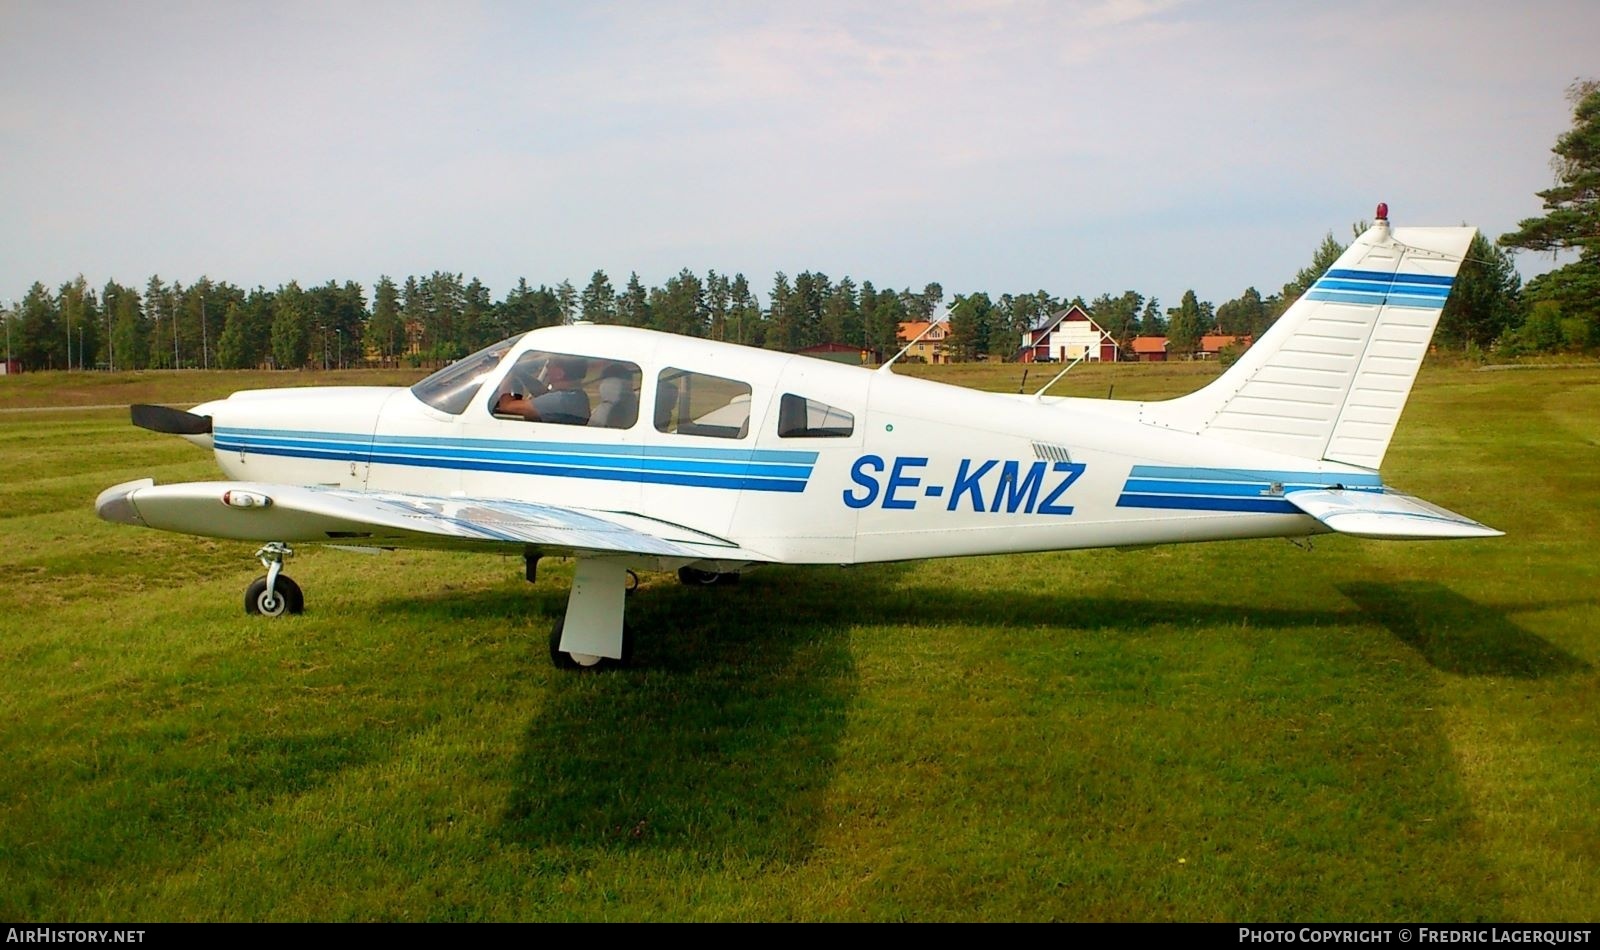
[1285,488,1502,540]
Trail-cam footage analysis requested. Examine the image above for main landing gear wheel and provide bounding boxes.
[244,541,302,617]
[548,616,633,671]
[246,574,304,616]
[678,566,740,586]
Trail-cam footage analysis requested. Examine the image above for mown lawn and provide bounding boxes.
[0,360,1594,921]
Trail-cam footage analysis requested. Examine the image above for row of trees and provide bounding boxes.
[0,237,1523,373]
[6,81,1595,372]
[2,270,951,371]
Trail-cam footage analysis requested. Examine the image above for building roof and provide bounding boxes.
[1131,336,1168,354]
[1028,304,1112,340]
[1199,334,1248,352]
[898,321,948,342]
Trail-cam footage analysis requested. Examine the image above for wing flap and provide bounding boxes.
[1285,488,1502,540]
[96,479,771,561]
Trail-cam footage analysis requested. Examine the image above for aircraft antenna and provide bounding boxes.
[878,317,947,373]
[1031,353,1087,399]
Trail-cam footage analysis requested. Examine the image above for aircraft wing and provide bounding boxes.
[95,478,771,563]
[1284,488,1502,540]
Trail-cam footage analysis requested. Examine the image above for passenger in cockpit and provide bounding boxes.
[494,355,591,424]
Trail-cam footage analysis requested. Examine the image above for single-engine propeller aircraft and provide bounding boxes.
[98,207,1499,668]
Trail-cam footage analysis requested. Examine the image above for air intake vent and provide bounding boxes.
[1031,441,1073,462]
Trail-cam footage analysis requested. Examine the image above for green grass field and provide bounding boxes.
[0,361,1595,921]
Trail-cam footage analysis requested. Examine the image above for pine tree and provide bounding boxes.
[1216,288,1266,337]
[1438,233,1520,350]
[145,276,173,369]
[580,270,616,324]
[730,273,759,345]
[618,272,650,328]
[368,276,402,365]
[112,286,149,370]
[1167,290,1203,357]
[271,281,310,369]
[766,272,795,351]
[1500,80,1600,343]
[1140,296,1165,336]
[217,301,252,369]
[706,270,731,340]
[556,279,577,324]
[18,283,62,370]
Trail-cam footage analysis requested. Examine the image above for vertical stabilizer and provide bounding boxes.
[1141,210,1474,469]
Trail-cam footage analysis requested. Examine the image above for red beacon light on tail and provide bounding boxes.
[1376,202,1388,222]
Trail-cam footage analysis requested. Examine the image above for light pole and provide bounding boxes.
[3,301,11,374]
[201,296,208,370]
[335,328,342,370]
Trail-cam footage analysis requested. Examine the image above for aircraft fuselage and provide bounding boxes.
[192,324,1380,567]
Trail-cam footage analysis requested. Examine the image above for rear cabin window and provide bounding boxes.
[777,393,855,438]
[655,368,751,440]
[490,350,643,429]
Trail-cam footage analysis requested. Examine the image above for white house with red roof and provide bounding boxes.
[1016,305,1118,363]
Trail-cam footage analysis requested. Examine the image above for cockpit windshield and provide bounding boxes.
[409,334,525,415]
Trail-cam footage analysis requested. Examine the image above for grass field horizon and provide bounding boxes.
[1,358,1596,921]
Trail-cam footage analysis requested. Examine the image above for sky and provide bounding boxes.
[2,0,1596,314]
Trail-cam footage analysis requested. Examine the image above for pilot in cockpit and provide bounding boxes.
[493,355,591,424]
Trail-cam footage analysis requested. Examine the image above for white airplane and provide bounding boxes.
[98,207,1499,669]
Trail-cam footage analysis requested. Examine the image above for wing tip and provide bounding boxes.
[95,478,154,526]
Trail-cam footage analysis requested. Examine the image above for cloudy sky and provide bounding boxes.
[2,0,1595,311]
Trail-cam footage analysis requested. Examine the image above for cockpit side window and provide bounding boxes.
[410,335,525,415]
[490,350,643,428]
[655,368,752,440]
[777,393,855,438]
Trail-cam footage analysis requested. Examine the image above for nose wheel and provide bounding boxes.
[245,542,303,616]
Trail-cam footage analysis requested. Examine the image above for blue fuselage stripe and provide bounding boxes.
[214,428,814,492]
[1127,465,1383,487]
[1119,465,1383,515]
[224,442,809,492]
[1116,493,1302,514]
[1122,478,1378,498]
[217,427,817,464]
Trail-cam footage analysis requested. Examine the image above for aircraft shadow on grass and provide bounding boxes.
[477,563,1587,863]
[1339,581,1591,679]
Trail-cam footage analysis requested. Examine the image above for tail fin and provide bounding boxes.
[1142,211,1475,470]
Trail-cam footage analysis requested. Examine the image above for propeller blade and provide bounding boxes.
[131,404,213,435]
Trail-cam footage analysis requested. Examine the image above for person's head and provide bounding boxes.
[539,356,588,387]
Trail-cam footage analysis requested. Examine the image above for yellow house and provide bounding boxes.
[896,321,951,364]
